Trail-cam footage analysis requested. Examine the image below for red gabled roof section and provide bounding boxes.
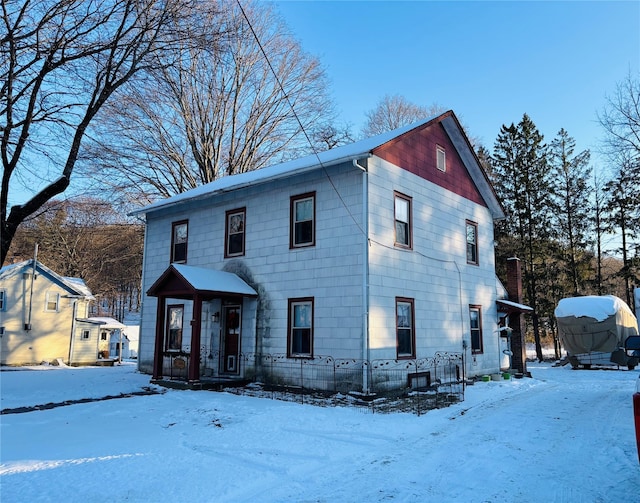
[372,112,487,208]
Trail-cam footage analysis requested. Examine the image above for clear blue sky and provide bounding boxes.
[272,0,640,167]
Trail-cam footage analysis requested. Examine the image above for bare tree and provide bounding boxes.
[1,0,197,264]
[362,94,445,137]
[8,198,144,321]
[85,0,337,202]
[598,71,640,167]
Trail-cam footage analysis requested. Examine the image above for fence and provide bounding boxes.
[160,349,465,415]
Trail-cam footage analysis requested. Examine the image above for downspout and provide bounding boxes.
[68,299,78,365]
[353,157,371,393]
[136,216,149,373]
[25,244,38,331]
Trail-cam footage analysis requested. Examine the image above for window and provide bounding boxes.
[290,193,315,248]
[81,329,90,340]
[394,192,412,248]
[396,298,415,358]
[437,145,446,172]
[171,220,188,263]
[288,298,314,357]
[466,220,478,265]
[225,208,246,257]
[101,331,108,341]
[166,305,184,351]
[45,292,59,312]
[470,306,483,354]
[0,290,5,311]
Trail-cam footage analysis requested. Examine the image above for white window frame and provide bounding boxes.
[81,329,90,340]
[466,220,479,265]
[394,192,412,249]
[45,292,60,312]
[437,145,446,172]
[290,193,316,248]
[288,298,314,358]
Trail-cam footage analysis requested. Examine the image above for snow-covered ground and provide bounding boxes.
[1,361,639,502]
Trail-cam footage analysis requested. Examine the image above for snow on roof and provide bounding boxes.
[0,260,94,300]
[173,264,258,297]
[81,317,127,329]
[554,295,633,322]
[130,115,440,217]
[496,299,533,312]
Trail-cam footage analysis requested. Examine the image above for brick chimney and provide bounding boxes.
[506,257,527,375]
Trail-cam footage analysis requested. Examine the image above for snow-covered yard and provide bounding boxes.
[1,361,639,502]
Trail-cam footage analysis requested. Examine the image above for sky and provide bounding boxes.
[271,0,640,168]
[1,360,640,502]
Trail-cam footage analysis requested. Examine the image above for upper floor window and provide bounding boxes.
[45,292,59,312]
[0,290,5,311]
[466,220,478,265]
[396,297,416,359]
[171,220,188,263]
[394,192,412,249]
[469,306,483,354]
[288,297,314,358]
[290,192,315,248]
[225,208,246,258]
[437,145,446,172]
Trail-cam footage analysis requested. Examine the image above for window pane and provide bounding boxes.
[437,147,446,171]
[228,234,243,255]
[295,199,313,221]
[294,303,311,328]
[292,328,311,354]
[229,213,244,233]
[295,221,313,245]
[174,223,187,243]
[397,303,411,328]
[395,197,408,223]
[466,223,477,263]
[396,221,408,246]
[398,329,412,355]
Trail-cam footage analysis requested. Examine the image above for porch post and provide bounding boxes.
[152,296,166,380]
[188,294,203,382]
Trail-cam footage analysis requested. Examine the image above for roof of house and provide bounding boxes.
[147,264,258,299]
[131,110,504,219]
[0,259,94,300]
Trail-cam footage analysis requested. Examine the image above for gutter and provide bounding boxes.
[130,152,376,218]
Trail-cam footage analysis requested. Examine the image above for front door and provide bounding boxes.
[221,304,241,374]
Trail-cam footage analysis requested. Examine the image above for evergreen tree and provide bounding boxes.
[602,156,640,311]
[549,129,592,296]
[492,114,554,361]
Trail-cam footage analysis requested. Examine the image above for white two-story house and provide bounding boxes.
[133,111,508,392]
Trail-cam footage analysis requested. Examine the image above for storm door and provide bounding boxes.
[221,304,241,374]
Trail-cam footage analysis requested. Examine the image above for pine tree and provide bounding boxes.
[549,129,592,296]
[492,114,554,361]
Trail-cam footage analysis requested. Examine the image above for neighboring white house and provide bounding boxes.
[133,111,518,392]
[0,259,97,365]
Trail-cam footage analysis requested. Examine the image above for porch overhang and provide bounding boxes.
[497,299,533,314]
[147,264,258,300]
